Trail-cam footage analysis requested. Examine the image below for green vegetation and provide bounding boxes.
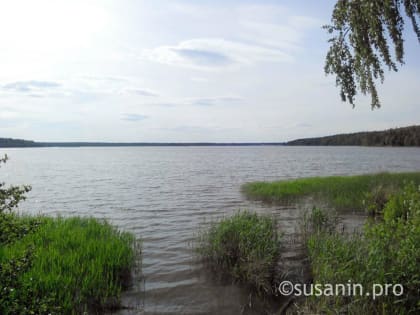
[245,172,420,312]
[197,211,281,294]
[0,215,137,314]
[286,125,420,146]
[304,183,420,314]
[325,0,420,108]
[0,155,32,212]
[242,172,420,211]
[0,156,139,314]
[2,125,420,147]
[0,138,39,148]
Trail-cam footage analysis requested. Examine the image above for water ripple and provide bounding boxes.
[2,146,420,314]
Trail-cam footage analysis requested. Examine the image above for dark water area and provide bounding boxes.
[2,146,420,314]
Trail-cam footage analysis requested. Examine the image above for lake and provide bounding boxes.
[2,146,420,314]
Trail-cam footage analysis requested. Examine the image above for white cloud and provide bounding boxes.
[189,96,243,106]
[0,1,418,142]
[1,80,62,98]
[0,110,19,120]
[140,4,321,71]
[142,38,293,70]
[123,88,159,97]
[121,113,149,122]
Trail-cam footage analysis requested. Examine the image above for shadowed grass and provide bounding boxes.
[242,172,420,211]
[0,215,139,314]
[197,211,281,295]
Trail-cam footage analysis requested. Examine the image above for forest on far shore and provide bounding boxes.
[1,125,419,147]
[0,138,39,147]
[286,125,420,146]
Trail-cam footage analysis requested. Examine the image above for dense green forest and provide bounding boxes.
[1,125,419,147]
[287,125,420,146]
[0,139,282,148]
[0,138,40,148]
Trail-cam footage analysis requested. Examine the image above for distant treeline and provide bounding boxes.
[286,125,420,146]
[1,125,419,148]
[0,139,284,148]
[0,138,40,148]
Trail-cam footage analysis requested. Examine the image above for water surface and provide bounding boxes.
[3,146,420,314]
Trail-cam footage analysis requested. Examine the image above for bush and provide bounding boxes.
[197,211,281,294]
[0,154,31,214]
[0,213,42,244]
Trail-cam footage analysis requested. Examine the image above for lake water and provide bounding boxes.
[2,146,420,314]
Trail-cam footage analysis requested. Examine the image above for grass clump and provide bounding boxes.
[0,215,138,314]
[301,207,338,239]
[197,211,281,295]
[0,155,140,314]
[303,182,420,314]
[242,172,420,211]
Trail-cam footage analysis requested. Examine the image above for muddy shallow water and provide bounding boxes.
[3,146,420,314]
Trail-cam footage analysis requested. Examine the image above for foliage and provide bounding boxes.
[0,213,42,244]
[0,138,39,148]
[324,0,420,108]
[0,245,61,314]
[0,154,31,214]
[306,183,420,314]
[242,172,420,211]
[286,125,420,146]
[197,211,281,295]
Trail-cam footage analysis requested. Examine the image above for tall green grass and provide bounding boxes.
[0,215,138,314]
[197,211,281,295]
[301,183,420,314]
[242,172,420,211]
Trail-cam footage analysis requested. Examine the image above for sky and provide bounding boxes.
[0,0,419,142]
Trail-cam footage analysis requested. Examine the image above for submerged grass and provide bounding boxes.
[242,172,420,211]
[197,211,281,295]
[0,215,139,314]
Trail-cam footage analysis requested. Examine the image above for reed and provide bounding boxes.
[197,211,281,295]
[0,215,139,314]
[300,183,420,314]
[242,172,420,211]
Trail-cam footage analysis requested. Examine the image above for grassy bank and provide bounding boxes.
[197,211,280,295]
[301,183,420,314]
[242,172,420,211]
[0,214,138,314]
[243,172,420,313]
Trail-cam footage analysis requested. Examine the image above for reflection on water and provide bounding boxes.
[2,146,420,314]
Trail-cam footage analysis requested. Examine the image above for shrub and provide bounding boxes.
[0,213,42,244]
[197,211,281,294]
[0,154,31,214]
